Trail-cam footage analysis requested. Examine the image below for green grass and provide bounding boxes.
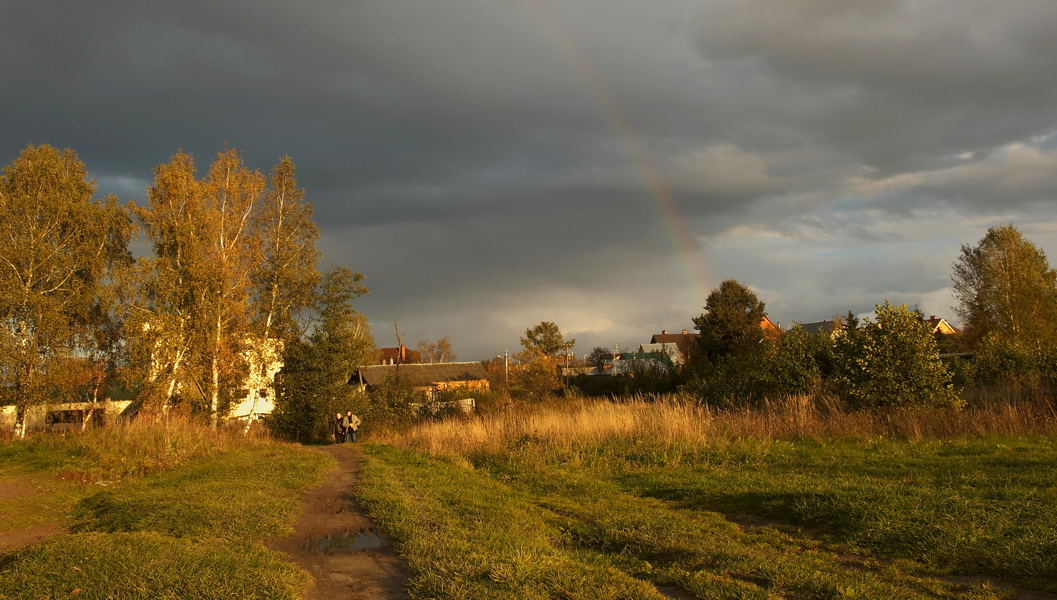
[0,425,334,600]
[1,532,307,600]
[359,433,1055,599]
[605,436,1057,589]
[71,448,329,540]
[0,420,279,531]
[358,444,667,599]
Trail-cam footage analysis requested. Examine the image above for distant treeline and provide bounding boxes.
[565,224,1057,408]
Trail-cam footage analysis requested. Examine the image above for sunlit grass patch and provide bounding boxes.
[71,446,332,540]
[0,421,334,599]
[358,444,668,599]
[0,532,309,600]
[363,395,1057,598]
[492,452,1002,599]
[0,416,285,534]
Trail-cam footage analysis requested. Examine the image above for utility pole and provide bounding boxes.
[393,318,404,364]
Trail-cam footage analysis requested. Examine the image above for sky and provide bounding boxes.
[4,0,1057,360]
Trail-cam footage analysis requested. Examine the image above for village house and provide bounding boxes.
[649,316,780,364]
[925,316,959,335]
[352,362,489,415]
[227,338,284,423]
[352,362,490,398]
[649,329,699,364]
[798,319,844,336]
[798,315,959,338]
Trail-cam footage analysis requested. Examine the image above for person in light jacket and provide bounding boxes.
[344,410,361,443]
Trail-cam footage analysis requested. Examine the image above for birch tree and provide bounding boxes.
[128,152,209,415]
[416,336,455,363]
[251,156,320,342]
[200,149,264,426]
[952,224,1057,350]
[0,145,132,435]
[131,149,264,425]
[241,158,320,426]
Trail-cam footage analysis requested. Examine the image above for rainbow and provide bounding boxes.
[518,0,712,305]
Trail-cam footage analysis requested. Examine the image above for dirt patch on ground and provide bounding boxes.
[0,479,65,553]
[270,444,411,600]
[0,523,63,554]
[0,480,35,501]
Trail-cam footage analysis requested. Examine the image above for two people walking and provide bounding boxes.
[332,410,361,443]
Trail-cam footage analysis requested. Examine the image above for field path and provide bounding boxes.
[0,479,64,553]
[271,444,411,600]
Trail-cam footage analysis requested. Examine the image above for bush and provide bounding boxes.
[684,347,770,406]
[684,326,830,406]
[761,325,828,398]
[510,352,562,401]
[833,302,960,410]
[362,370,419,432]
[968,334,1057,390]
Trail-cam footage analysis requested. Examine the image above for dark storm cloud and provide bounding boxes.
[4,0,1057,356]
[694,0,1057,174]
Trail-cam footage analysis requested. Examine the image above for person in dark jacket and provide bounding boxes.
[332,412,344,443]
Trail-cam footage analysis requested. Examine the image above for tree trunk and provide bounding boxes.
[210,314,222,428]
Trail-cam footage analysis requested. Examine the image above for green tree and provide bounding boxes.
[0,145,132,435]
[520,321,574,357]
[314,266,375,380]
[833,302,960,409]
[952,224,1057,351]
[270,266,374,442]
[693,279,767,361]
[269,338,322,442]
[513,321,573,400]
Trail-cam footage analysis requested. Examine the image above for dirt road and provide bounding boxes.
[270,444,411,600]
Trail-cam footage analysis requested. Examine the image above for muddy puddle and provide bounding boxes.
[309,527,391,553]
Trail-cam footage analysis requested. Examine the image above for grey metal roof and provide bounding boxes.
[797,320,841,334]
[353,362,490,387]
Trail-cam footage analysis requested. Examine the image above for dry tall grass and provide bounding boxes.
[378,393,1057,460]
[22,413,275,482]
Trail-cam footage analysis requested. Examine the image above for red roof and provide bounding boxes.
[378,344,422,364]
[650,330,700,359]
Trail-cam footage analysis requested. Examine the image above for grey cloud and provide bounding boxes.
[6,1,1057,357]
[694,1,1057,173]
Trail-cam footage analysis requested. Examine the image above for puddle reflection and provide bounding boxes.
[311,528,391,553]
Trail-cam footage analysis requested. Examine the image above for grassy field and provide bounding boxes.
[0,418,333,600]
[3,396,1054,599]
[361,395,1057,600]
